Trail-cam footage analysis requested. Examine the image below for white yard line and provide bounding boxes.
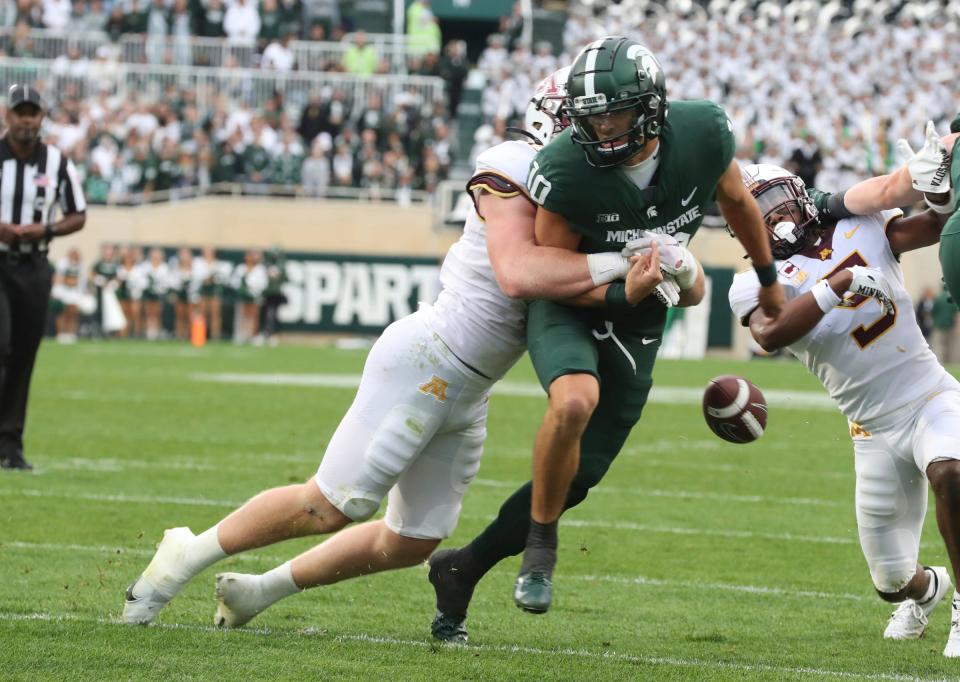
[0,611,946,681]
[191,373,837,411]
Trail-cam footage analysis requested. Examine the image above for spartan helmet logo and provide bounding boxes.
[646,206,658,219]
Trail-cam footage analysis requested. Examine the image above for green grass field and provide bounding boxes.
[1,340,958,681]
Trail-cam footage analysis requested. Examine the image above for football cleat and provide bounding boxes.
[513,571,553,614]
[430,611,468,644]
[883,566,951,640]
[427,549,476,622]
[944,591,960,657]
[123,527,196,625]
[214,572,266,628]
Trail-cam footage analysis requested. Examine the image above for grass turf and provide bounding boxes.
[0,340,956,681]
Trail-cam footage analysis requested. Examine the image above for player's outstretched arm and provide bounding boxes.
[715,159,784,318]
[842,129,958,215]
[483,193,628,300]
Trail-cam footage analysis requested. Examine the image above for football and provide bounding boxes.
[702,375,768,443]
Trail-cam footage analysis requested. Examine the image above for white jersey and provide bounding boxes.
[421,140,537,380]
[729,210,958,423]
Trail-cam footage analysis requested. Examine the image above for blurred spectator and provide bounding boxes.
[301,136,329,197]
[194,245,225,341]
[933,286,957,365]
[82,0,107,31]
[342,30,376,77]
[232,249,266,344]
[301,0,338,39]
[917,286,935,341]
[141,247,170,340]
[199,0,226,38]
[261,31,295,71]
[42,0,71,31]
[170,247,197,341]
[223,0,260,47]
[52,248,87,343]
[212,135,242,184]
[117,246,146,338]
[259,247,287,345]
[406,0,440,56]
[90,243,121,336]
[123,0,148,34]
[439,39,468,116]
[271,128,304,188]
[786,128,824,188]
[258,0,284,47]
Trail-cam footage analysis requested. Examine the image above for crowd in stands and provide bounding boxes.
[0,0,954,205]
[473,3,960,191]
[52,243,288,344]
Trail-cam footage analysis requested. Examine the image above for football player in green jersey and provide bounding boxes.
[429,36,783,629]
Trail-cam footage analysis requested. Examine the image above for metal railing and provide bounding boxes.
[0,57,445,112]
[0,28,423,71]
[93,181,432,207]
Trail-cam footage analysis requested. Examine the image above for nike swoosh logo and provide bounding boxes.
[641,337,658,345]
[844,224,861,239]
[681,187,697,206]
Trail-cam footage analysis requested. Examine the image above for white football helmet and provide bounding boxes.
[740,163,821,259]
[524,66,572,145]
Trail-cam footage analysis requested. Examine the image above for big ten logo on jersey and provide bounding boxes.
[280,257,440,331]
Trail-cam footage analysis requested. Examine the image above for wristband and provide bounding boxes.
[811,279,841,313]
[604,282,630,308]
[587,252,630,286]
[825,190,854,220]
[44,223,55,240]
[754,262,778,287]
[925,189,956,215]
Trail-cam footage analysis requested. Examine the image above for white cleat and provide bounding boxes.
[883,566,952,640]
[123,527,196,625]
[214,573,266,628]
[944,591,960,658]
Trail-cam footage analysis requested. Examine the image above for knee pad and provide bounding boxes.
[339,494,381,522]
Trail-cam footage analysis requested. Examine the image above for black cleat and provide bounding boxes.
[428,549,476,641]
[431,611,468,643]
[1,451,33,471]
[513,571,553,614]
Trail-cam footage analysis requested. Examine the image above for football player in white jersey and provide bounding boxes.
[728,163,960,657]
[121,69,673,631]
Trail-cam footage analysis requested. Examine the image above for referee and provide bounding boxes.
[0,84,86,471]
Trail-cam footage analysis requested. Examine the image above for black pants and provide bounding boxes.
[0,252,52,457]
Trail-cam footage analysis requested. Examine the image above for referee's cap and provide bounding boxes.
[7,84,44,111]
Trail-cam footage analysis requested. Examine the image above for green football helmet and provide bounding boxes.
[563,36,668,167]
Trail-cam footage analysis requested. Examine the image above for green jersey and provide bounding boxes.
[528,99,735,333]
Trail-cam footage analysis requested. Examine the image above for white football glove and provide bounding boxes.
[622,231,698,290]
[846,265,896,315]
[652,274,680,308]
[896,120,952,195]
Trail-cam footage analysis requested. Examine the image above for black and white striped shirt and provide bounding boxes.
[0,136,86,252]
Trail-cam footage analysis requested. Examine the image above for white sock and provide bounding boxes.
[184,525,228,576]
[257,561,302,608]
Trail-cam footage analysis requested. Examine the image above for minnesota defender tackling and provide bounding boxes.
[730,163,960,657]
[120,70,665,634]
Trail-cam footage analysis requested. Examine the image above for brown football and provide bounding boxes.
[702,375,768,443]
